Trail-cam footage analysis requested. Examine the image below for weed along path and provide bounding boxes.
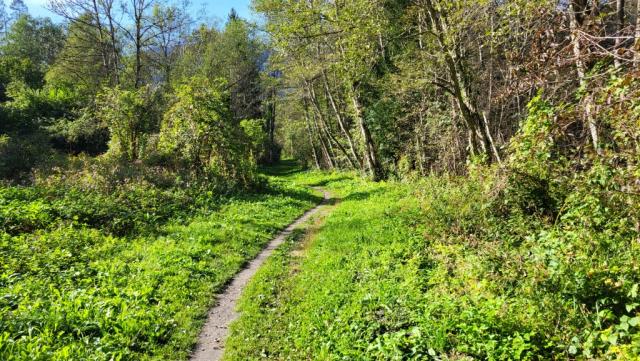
[190,188,332,361]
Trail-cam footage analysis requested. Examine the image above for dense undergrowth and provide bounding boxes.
[0,161,320,360]
[225,167,640,360]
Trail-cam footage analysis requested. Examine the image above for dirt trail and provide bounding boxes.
[189,188,331,361]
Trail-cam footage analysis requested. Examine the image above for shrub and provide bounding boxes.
[96,86,160,161]
[240,118,268,161]
[0,132,54,182]
[159,76,256,186]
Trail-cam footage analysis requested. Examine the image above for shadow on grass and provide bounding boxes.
[341,188,385,202]
[259,160,307,177]
[231,184,324,208]
[310,188,384,207]
[322,197,340,207]
[304,176,352,187]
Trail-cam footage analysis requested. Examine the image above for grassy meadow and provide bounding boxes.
[224,169,640,360]
[0,162,320,360]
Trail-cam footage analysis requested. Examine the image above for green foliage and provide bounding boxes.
[44,14,111,96]
[0,133,55,182]
[1,1,639,359]
[0,8,272,184]
[1,178,197,237]
[159,77,255,185]
[240,118,268,161]
[0,15,64,94]
[173,18,264,119]
[0,83,107,180]
[46,108,110,156]
[97,86,159,161]
[0,163,321,360]
[0,56,40,100]
[225,165,640,360]
[3,82,80,127]
[1,15,63,69]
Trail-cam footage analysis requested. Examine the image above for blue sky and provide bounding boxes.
[22,0,254,24]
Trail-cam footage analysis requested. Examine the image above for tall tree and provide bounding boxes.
[0,0,8,39]
[48,0,121,85]
[568,0,601,154]
[1,15,64,90]
[220,16,263,121]
[614,0,625,69]
[123,0,157,88]
[253,0,387,178]
[3,15,64,67]
[636,0,640,66]
[8,0,27,21]
[148,2,190,87]
[46,14,111,93]
[175,16,264,121]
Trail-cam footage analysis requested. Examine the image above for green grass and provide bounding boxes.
[224,170,640,360]
[3,164,640,360]
[0,163,321,360]
[224,173,428,360]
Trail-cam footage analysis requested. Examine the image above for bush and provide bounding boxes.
[159,76,256,186]
[240,118,268,162]
[47,109,110,156]
[2,82,81,131]
[0,82,89,181]
[0,132,55,182]
[96,86,160,161]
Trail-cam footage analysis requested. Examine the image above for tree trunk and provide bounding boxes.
[485,10,502,165]
[311,109,335,169]
[102,0,120,85]
[423,0,493,162]
[350,88,382,180]
[267,88,276,164]
[482,111,502,165]
[635,0,640,66]
[303,98,321,169]
[306,80,356,168]
[615,0,625,69]
[91,0,110,78]
[416,102,427,176]
[133,0,146,88]
[321,70,361,169]
[569,0,601,155]
[135,33,142,88]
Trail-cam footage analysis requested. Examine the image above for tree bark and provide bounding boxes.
[423,0,493,162]
[482,111,502,165]
[90,0,110,76]
[135,19,143,88]
[131,0,152,88]
[303,97,321,169]
[267,87,276,163]
[305,81,336,169]
[416,105,426,176]
[104,0,120,84]
[635,0,640,66]
[311,109,335,169]
[306,79,357,168]
[349,87,382,180]
[569,0,601,154]
[615,0,625,69]
[321,69,362,169]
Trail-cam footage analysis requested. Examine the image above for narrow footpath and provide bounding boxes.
[189,188,331,361]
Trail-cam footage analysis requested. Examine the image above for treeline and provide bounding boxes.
[0,0,277,187]
[260,0,640,180]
